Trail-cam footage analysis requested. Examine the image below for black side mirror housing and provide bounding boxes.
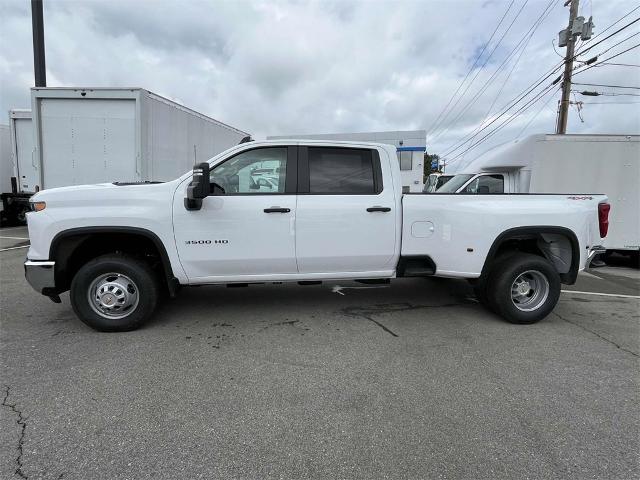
[185,162,210,210]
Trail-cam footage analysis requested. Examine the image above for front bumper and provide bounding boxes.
[24,260,56,294]
[586,245,606,267]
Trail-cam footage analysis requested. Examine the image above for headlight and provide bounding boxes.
[30,201,46,212]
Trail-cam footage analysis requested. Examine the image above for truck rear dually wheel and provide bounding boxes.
[70,254,159,332]
[487,253,560,324]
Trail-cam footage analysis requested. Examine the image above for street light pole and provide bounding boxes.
[31,0,46,87]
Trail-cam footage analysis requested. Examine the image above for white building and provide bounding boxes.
[268,130,426,192]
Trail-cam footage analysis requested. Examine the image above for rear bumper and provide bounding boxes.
[24,260,56,294]
[586,245,606,267]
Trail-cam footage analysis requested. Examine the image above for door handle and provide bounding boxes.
[366,206,391,212]
[264,207,290,213]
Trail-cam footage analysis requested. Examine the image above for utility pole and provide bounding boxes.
[556,0,594,133]
[556,0,580,133]
[31,0,46,87]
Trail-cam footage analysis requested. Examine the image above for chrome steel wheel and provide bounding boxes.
[88,272,139,319]
[510,270,549,312]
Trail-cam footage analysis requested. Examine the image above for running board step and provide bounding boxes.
[397,256,436,277]
[402,267,436,277]
[355,278,390,284]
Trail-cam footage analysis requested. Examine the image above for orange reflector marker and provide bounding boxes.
[31,201,46,212]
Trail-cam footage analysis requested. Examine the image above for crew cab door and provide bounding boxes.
[173,146,298,281]
[295,146,398,275]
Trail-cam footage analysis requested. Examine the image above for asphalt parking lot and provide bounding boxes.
[1,225,638,480]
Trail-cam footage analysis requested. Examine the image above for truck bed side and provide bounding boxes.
[401,194,606,279]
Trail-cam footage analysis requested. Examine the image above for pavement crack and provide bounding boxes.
[2,385,28,479]
[553,312,639,358]
[341,302,471,337]
[362,315,399,337]
[272,320,300,326]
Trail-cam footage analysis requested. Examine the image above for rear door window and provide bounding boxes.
[304,147,380,194]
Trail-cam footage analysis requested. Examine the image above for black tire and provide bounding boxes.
[486,253,560,324]
[70,254,159,332]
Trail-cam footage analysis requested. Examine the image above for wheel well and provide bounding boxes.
[51,229,177,295]
[482,227,580,284]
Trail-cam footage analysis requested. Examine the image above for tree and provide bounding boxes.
[423,153,440,181]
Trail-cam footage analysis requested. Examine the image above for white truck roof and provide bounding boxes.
[459,134,639,174]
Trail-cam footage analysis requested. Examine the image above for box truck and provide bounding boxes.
[0,124,11,199]
[438,134,639,255]
[1,110,34,225]
[0,88,249,225]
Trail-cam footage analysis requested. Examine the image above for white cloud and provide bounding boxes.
[1,0,638,165]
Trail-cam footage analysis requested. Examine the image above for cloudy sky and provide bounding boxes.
[1,0,639,170]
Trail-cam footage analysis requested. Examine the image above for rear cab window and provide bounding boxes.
[299,147,383,194]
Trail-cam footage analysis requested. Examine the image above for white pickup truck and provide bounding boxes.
[24,140,609,331]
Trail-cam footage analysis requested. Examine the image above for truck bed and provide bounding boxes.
[401,193,606,278]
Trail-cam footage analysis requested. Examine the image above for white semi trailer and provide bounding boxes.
[3,113,34,226]
[0,124,12,223]
[1,110,34,225]
[439,134,639,255]
[1,87,249,225]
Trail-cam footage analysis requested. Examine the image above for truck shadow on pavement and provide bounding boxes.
[149,277,501,335]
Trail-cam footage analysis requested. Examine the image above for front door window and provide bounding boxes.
[210,147,288,194]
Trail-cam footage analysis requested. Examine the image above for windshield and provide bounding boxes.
[423,175,438,192]
[436,174,474,193]
[436,175,453,189]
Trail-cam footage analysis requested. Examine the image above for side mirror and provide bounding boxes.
[185,162,210,210]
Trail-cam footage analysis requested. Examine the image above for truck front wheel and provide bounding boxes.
[487,253,561,324]
[70,254,159,332]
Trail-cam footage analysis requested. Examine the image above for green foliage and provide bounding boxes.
[423,153,441,181]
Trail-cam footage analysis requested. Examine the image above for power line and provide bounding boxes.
[429,0,530,141]
[578,30,640,62]
[434,0,558,146]
[574,90,640,97]
[573,42,640,76]
[517,87,560,138]
[440,59,563,157]
[426,0,516,138]
[440,67,560,157]
[444,83,559,164]
[439,0,563,156]
[552,38,565,58]
[573,16,640,59]
[581,5,640,46]
[580,100,640,104]
[553,2,639,132]
[594,62,640,67]
[572,82,640,89]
